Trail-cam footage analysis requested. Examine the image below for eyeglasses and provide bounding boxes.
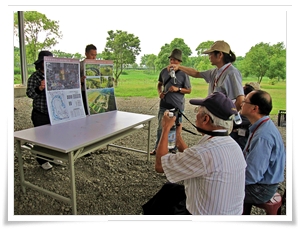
[242,100,253,105]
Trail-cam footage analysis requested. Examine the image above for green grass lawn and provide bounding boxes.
[14,69,286,115]
[113,69,286,115]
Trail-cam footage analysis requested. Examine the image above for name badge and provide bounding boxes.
[238,128,246,136]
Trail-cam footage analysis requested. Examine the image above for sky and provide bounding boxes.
[3,0,300,227]
[13,5,288,64]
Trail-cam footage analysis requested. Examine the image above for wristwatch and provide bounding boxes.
[179,88,182,92]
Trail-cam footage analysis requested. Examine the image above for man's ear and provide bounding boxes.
[203,114,211,124]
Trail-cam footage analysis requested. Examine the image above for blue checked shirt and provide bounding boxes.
[26,70,48,114]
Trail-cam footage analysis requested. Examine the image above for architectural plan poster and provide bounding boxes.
[44,56,86,125]
[84,59,117,115]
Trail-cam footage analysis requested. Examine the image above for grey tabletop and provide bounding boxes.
[14,111,155,153]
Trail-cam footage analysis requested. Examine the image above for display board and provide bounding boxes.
[44,56,86,125]
[83,59,116,115]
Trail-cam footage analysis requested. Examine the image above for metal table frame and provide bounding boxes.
[14,111,155,215]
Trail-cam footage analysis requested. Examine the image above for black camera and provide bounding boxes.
[169,107,181,126]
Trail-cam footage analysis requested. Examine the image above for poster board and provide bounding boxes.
[83,59,117,115]
[44,56,86,125]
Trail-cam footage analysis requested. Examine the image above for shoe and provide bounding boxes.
[21,142,34,150]
[53,159,63,165]
[150,150,156,156]
[41,162,53,170]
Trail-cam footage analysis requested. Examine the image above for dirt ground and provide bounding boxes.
[13,96,286,215]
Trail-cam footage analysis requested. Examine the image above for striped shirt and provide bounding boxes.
[26,70,48,114]
[161,135,246,215]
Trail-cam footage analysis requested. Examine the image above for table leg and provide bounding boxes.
[16,140,26,193]
[68,152,77,215]
[147,120,151,161]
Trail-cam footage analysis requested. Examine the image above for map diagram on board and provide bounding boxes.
[47,91,69,121]
[44,56,86,125]
[83,59,116,115]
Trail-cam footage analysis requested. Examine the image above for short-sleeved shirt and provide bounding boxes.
[161,135,246,215]
[158,68,191,111]
[200,64,244,100]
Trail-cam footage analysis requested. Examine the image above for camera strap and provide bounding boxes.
[178,110,229,137]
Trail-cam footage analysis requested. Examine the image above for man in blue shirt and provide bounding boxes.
[239,90,286,214]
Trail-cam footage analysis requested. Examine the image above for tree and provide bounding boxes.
[191,40,214,71]
[102,30,141,86]
[240,42,286,83]
[141,54,157,72]
[14,11,63,65]
[265,43,286,82]
[155,38,192,71]
[195,40,214,56]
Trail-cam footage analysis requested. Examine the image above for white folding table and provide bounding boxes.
[14,110,155,214]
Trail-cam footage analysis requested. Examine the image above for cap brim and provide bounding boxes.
[189,98,205,106]
[168,56,182,62]
[202,49,213,54]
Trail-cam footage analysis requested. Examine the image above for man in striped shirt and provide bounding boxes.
[149,92,246,215]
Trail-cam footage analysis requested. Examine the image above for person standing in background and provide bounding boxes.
[150,48,191,155]
[230,82,260,149]
[80,44,97,115]
[168,40,244,111]
[26,50,62,170]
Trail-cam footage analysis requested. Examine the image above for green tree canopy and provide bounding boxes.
[155,38,192,71]
[102,30,141,86]
[240,42,286,83]
[141,54,157,72]
[195,40,214,56]
[51,50,84,60]
[14,11,63,64]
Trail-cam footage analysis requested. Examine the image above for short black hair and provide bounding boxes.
[244,84,255,95]
[249,90,273,115]
[34,61,44,71]
[85,44,97,53]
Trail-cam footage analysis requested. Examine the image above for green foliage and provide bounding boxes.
[195,40,214,56]
[52,50,84,60]
[240,42,286,83]
[102,30,141,86]
[195,56,211,71]
[141,54,157,72]
[14,11,63,64]
[155,38,192,71]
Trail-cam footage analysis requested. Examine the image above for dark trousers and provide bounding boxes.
[31,109,53,165]
[82,91,88,115]
[142,183,191,215]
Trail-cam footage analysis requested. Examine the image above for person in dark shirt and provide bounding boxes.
[230,82,260,150]
[26,50,62,170]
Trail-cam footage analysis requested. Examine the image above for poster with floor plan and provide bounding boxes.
[44,56,86,125]
[83,59,116,115]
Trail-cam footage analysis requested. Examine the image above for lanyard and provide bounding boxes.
[179,110,229,136]
[244,118,270,153]
[213,63,231,91]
